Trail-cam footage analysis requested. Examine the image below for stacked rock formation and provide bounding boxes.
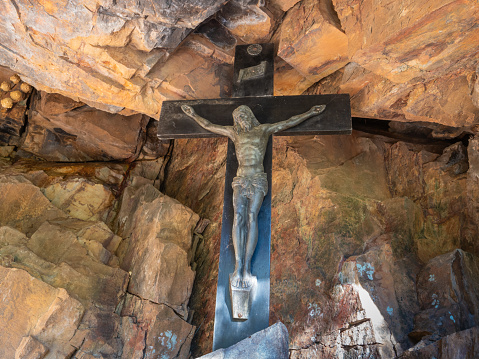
[0,1,478,358]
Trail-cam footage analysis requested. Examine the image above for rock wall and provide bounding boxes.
[0,0,478,357]
[163,130,479,358]
[0,0,477,131]
[0,151,201,358]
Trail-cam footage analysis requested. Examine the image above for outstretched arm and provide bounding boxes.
[265,105,326,135]
[181,105,234,139]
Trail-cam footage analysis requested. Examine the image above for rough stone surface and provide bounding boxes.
[411,249,479,340]
[0,176,67,235]
[164,131,479,357]
[309,62,479,129]
[0,0,226,117]
[269,0,301,12]
[0,156,199,358]
[120,294,195,359]
[333,0,479,84]
[198,322,289,359]
[42,178,114,222]
[0,266,84,359]
[115,184,199,314]
[21,91,148,162]
[15,336,49,359]
[277,0,349,82]
[0,0,476,132]
[0,1,478,357]
[217,2,273,44]
[399,326,479,359]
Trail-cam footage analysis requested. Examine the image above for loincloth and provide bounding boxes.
[232,173,268,199]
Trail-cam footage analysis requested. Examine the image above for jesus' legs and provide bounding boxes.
[242,190,264,287]
[231,189,247,288]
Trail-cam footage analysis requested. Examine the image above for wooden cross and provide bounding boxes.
[158,44,351,350]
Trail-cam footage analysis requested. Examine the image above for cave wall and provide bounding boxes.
[0,0,477,129]
[164,132,479,358]
[0,0,478,358]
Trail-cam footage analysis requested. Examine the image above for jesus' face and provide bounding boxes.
[233,105,260,132]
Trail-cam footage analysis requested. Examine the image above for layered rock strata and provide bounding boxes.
[0,155,200,358]
[0,0,476,133]
[164,130,479,357]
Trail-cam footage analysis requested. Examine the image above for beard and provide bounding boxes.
[234,118,253,133]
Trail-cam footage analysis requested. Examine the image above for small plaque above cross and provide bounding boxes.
[158,43,351,350]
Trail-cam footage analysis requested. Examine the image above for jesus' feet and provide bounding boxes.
[230,271,255,289]
[241,271,255,288]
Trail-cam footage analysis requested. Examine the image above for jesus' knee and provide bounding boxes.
[233,212,244,227]
[247,212,257,226]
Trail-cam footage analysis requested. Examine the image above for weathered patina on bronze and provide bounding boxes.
[181,103,326,315]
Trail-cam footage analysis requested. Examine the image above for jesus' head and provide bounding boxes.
[232,105,260,133]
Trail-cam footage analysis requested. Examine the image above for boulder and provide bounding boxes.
[333,0,479,84]
[308,62,479,128]
[0,266,84,359]
[198,322,289,359]
[15,336,49,359]
[217,1,273,44]
[0,0,225,116]
[42,178,114,222]
[0,176,66,235]
[385,141,469,262]
[116,184,199,314]
[21,92,147,162]
[277,0,349,82]
[119,294,195,359]
[410,249,479,340]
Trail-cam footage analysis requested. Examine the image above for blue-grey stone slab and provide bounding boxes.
[199,322,289,359]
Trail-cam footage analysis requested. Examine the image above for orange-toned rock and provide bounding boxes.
[15,336,48,359]
[116,184,199,313]
[120,294,195,359]
[0,266,84,359]
[0,178,66,235]
[146,42,232,103]
[21,91,148,162]
[277,0,349,82]
[385,141,468,262]
[412,249,479,339]
[42,178,114,222]
[164,129,479,356]
[309,62,479,128]
[269,0,301,12]
[0,0,226,117]
[218,2,273,44]
[333,0,479,84]
[274,57,315,96]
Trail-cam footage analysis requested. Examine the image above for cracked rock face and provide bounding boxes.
[0,0,477,132]
[0,157,199,358]
[164,131,479,357]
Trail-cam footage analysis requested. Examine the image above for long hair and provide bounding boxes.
[232,105,260,133]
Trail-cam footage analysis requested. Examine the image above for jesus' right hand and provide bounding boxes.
[181,105,195,116]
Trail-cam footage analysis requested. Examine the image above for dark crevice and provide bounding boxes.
[159,139,175,194]
[352,117,473,148]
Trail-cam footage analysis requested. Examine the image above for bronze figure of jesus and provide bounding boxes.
[181,104,326,291]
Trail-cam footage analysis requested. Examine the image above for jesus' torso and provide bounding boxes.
[232,125,270,177]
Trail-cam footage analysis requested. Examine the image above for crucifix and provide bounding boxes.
[158,43,351,350]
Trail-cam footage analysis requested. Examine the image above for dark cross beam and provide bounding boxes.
[158,43,351,350]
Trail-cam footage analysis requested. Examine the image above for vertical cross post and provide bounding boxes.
[212,43,275,350]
